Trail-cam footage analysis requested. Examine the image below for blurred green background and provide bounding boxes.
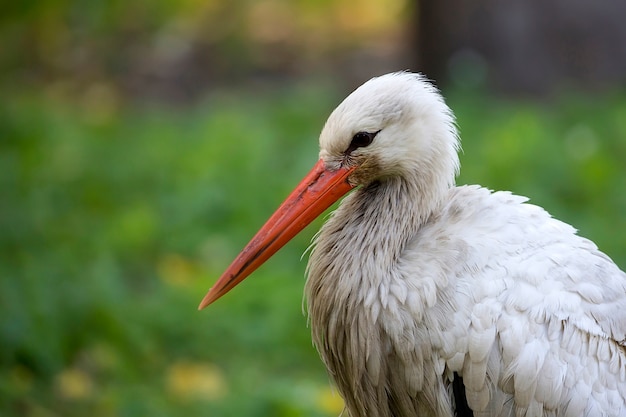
[1,1,625,416]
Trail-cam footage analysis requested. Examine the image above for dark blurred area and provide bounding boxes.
[1,2,625,417]
[3,0,625,103]
[0,0,410,103]
[418,0,626,95]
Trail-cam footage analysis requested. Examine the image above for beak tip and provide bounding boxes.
[198,292,215,310]
[197,160,354,312]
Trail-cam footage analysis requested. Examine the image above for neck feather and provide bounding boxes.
[304,173,451,417]
[306,170,447,300]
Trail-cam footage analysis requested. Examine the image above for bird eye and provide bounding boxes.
[345,130,380,154]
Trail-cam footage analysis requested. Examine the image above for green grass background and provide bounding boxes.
[1,81,625,416]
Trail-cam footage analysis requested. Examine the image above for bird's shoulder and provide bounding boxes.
[399,185,626,414]
[410,184,626,340]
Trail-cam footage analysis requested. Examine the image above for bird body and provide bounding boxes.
[200,72,626,416]
[307,183,626,416]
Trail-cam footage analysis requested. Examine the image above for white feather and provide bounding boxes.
[302,72,626,417]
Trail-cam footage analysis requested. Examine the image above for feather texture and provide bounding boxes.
[303,73,626,416]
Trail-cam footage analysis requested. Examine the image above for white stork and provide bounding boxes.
[199,72,626,417]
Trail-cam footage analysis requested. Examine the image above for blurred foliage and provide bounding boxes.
[0,80,345,416]
[0,0,409,101]
[2,2,625,417]
[1,78,625,417]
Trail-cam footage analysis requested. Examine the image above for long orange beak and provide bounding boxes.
[198,159,356,309]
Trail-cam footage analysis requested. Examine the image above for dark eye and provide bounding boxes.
[345,130,380,154]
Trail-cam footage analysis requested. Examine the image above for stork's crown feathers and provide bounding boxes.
[319,72,460,189]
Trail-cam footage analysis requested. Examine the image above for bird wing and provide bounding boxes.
[397,185,626,416]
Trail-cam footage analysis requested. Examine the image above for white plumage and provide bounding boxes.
[200,72,626,416]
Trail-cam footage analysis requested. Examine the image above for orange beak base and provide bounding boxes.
[198,159,355,309]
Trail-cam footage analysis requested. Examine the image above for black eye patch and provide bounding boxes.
[345,130,380,154]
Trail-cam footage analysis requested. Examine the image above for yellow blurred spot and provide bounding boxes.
[336,0,405,33]
[316,385,345,415]
[55,368,94,400]
[158,253,197,287]
[166,360,227,401]
[248,0,294,43]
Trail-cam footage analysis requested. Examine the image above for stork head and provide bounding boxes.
[199,72,460,308]
[319,72,459,188]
